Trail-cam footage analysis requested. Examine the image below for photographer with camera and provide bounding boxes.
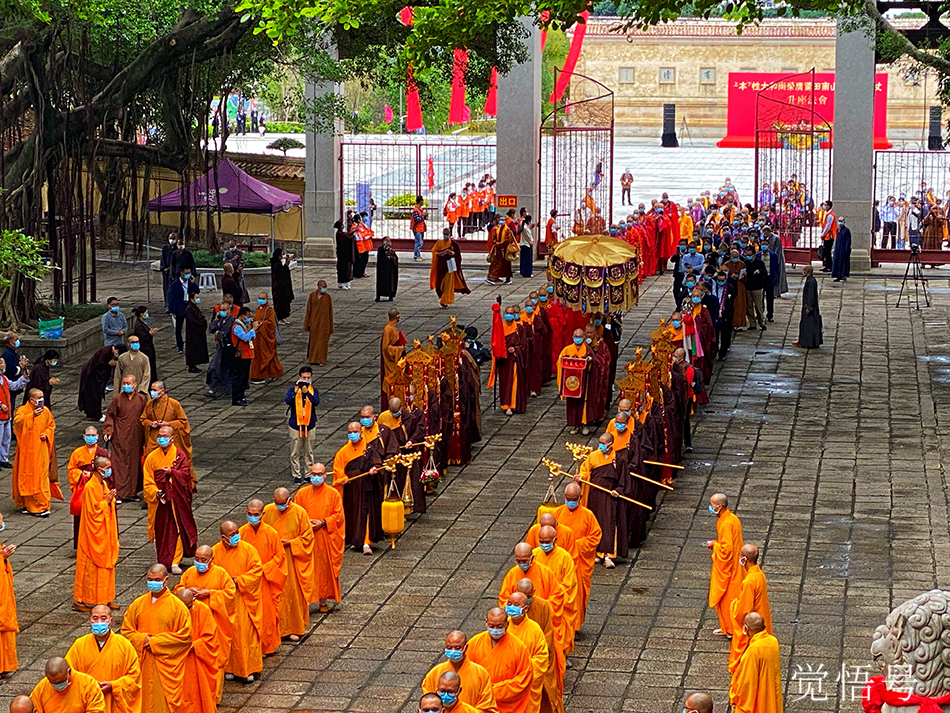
[285,366,320,484]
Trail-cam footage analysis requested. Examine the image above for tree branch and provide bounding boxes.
[864,0,950,77]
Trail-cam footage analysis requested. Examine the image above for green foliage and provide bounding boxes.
[192,249,270,268]
[0,230,50,289]
[266,121,306,133]
[382,193,426,220]
[266,137,305,154]
[35,301,105,329]
[542,29,569,118]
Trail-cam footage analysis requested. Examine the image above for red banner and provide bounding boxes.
[449,49,468,124]
[559,357,587,398]
[484,67,498,117]
[550,11,589,103]
[717,71,891,149]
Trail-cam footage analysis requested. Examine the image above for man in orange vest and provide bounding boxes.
[230,306,259,407]
[444,193,460,239]
[819,200,838,273]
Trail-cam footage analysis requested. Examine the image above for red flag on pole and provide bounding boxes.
[427,157,434,189]
[490,302,505,358]
[483,67,498,117]
[406,69,423,131]
[384,104,393,123]
[549,11,589,103]
[449,49,468,124]
[540,10,550,50]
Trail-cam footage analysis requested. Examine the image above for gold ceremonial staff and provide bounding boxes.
[400,433,442,450]
[540,458,653,510]
[644,460,685,470]
[565,442,673,491]
[345,452,421,482]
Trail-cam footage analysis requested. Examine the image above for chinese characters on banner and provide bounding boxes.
[717,72,891,149]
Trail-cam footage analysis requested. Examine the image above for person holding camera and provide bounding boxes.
[285,366,320,484]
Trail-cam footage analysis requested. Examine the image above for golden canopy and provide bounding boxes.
[549,234,640,313]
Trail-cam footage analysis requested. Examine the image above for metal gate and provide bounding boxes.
[540,70,614,240]
[872,149,950,206]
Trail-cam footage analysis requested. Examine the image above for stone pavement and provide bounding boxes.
[2,259,950,713]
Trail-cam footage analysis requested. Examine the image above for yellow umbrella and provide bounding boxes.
[551,234,639,264]
[549,234,641,313]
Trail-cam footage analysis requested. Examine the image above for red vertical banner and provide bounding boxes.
[483,67,498,117]
[449,49,468,124]
[406,69,423,132]
[549,10,589,103]
[427,156,434,189]
[384,104,393,123]
[540,10,550,50]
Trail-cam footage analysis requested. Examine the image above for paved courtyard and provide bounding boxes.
[2,258,950,713]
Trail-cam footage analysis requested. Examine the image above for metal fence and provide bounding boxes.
[339,135,496,242]
[873,149,950,205]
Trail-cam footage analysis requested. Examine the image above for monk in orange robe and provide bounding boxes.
[525,514,577,561]
[250,292,283,381]
[66,605,142,713]
[706,492,744,637]
[515,580,563,713]
[422,631,498,713]
[503,593,548,713]
[262,488,313,641]
[0,512,18,679]
[66,425,108,549]
[497,544,566,655]
[73,456,119,612]
[175,589,220,713]
[432,672,482,713]
[176,545,235,700]
[30,657,106,713]
[380,309,406,410]
[466,609,534,713]
[728,613,782,713]
[140,382,193,481]
[531,526,578,652]
[302,280,333,365]
[241,499,287,655]
[12,389,57,516]
[293,463,345,612]
[728,544,772,671]
[142,426,198,573]
[212,521,264,683]
[120,565,193,713]
[554,483,601,628]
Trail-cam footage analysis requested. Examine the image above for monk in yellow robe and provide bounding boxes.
[241,499,286,655]
[433,671,482,713]
[380,308,406,410]
[728,612,782,713]
[422,631,498,713]
[0,512,18,678]
[73,456,119,612]
[9,696,34,712]
[706,492,744,637]
[175,545,235,700]
[140,382,193,482]
[120,565,193,713]
[683,692,713,713]
[12,389,57,516]
[174,589,220,713]
[30,657,106,713]
[503,593,548,713]
[467,609,534,713]
[262,488,313,641]
[498,544,566,656]
[66,605,142,713]
[531,526,578,652]
[554,483,601,628]
[302,280,333,365]
[294,463,345,612]
[515,580,563,713]
[67,425,108,548]
[250,292,283,381]
[729,544,772,671]
[212,521,264,683]
[524,514,577,562]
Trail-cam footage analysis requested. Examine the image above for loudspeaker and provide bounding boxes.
[662,103,679,148]
[929,105,942,150]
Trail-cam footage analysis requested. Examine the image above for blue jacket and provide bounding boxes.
[285,385,320,429]
[167,278,197,317]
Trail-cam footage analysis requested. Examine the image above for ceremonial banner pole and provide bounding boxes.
[540,458,652,510]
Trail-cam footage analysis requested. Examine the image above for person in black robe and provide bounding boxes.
[531,292,554,384]
[457,345,482,464]
[795,265,823,349]
[334,220,355,288]
[583,324,609,424]
[235,260,251,305]
[77,345,121,420]
[578,432,636,566]
[343,411,399,553]
[184,293,209,373]
[270,248,295,321]
[386,397,426,515]
[206,303,236,398]
[711,271,737,360]
[131,307,159,383]
[22,349,60,408]
[425,382,445,480]
[831,221,852,282]
[222,263,243,306]
[493,305,528,416]
[375,237,399,302]
[159,233,177,307]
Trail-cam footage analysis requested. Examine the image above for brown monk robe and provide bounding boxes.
[723,249,747,329]
[302,280,333,366]
[66,426,109,549]
[174,589,220,713]
[534,294,554,385]
[515,580,563,713]
[379,397,426,514]
[575,432,636,567]
[77,345,120,420]
[143,426,199,571]
[519,300,544,398]
[668,356,688,466]
[488,306,528,416]
[607,411,650,552]
[250,292,283,381]
[359,406,399,544]
[486,216,515,284]
[379,309,406,412]
[103,375,147,500]
[458,342,483,455]
[438,376,455,469]
[334,421,385,554]
[425,381,445,480]
[140,382,194,487]
[583,324,610,423]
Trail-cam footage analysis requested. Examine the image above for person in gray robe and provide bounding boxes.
[764,225,789,296]
[795,265,822,349]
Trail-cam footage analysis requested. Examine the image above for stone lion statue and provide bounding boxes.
[869,589,950,712]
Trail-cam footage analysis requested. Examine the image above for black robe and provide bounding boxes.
[132,318,158,383]
[77,346,116,420]
[586,455,635,558]
[23,359,53,408]
[270,260,295,320]
[184,303,209,368]
[222,274,243,306]
[426,386,446,476]
[457,351,482,464]
[375,245,399,299]
[798,275,822,348]
[336,230,355,283]
[390,412,427,514]
[207,314,235,396]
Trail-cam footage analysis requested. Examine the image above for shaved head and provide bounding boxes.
[420,693,443,713]
[538,525,556,544]
[744,612,766,634]
[740,544,759,564]
[158,425,173,439]
[437,670,462,693]
[619,398,632,411]
[514,542,532,558]
[516,578,535,598]
[90,604,111,618]
[9,695,34,713]
[45,656,69,682]
[274,487,290,505]
[28,388,43,400]
[538,513,557,528]
[389,397,403,412]
[247,499,264,518]
[360,405,375,419]
[684,692,714,713]
[507,591,528,609]
[194,545,213,563]
[176,588,195,608]
[148,563,168,577]
[486,607,507,629]
[710,493,728,509]
[445,630,467,648]
[564,482,581,501]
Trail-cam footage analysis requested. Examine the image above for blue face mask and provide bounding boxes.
[709,505,719,515]
[257,298,266,305]
[539,542,554,553]
[0,522,5,532]
[247,514,261,525]
[539,295,547,302]
[320,287,327,294]
[157,436,171,448]
[531,298,538,305]
[547,286,554,293]
[84,434,98,445]
[51,679,70,692]
[565,500,579,510]
[594,319,602,327]
[347,432,360,443]
[360,417,373,428]
[517,561,530,572]
[598,443,609,454]
[691,296,701,304]
[150,390,160,399]
[311,475,325,486]
[731,257,739,263]
[487,627,506,640]
[504,314,515,322]
[194,297,200,304]
[219,310,227,317]
[110,305,119,313]
[91,622,110,636]
[228,533,241,547]
[615,422,627,432]
[146,580,164,594]
[525,306,533,314]
[505,604,523,617]
[276,503,289,512]
[103,467,112,478]
[13,339,20,348]
[444,648,464,662]
[689,248,697,254]
[129,342,140,351]
[439,692,459,707]
[685,281,695,289]
[671,320,681,329]
[122,384,134,394]
[195,561,209,573]
[573,336,583,346]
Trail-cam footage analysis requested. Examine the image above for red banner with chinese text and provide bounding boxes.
[717,72,891,149]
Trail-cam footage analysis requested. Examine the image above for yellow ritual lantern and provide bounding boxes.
[382,478,405,549]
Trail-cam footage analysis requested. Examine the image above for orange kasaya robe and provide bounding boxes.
[239,521,287,654]
[120,588,193,713]
[65,632,142,713]
[332,440,366,497]
[210,540,264,678]
[524,524,577,562]
[175,564,235,701]
[293,483,345,603]
[250,304,283,380]
[140,396,193,486]
[728,564,772,671]
[74,476,119,605]
[0,540,18,675]
[531,546,578,652]
[466,631,534,713]
[523,596,564,713]
[380,321,405,404]
[506,617,548,713]
[728,631,782,713]
[12,403,57,513]
[422,658,498,713]
[498,563,566,657]
[302,290,333,365]
[181,600,220,713]
[31,669,106,713]
[142,446,185,562]
[553,504,600,629]
[709,508,744,636]
[262,502,313,637]
[67,444,107,496]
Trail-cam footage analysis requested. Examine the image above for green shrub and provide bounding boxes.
[383,193,427,220]
[35,300,104,330]
[193,250,271,268]
[266,121,305,134]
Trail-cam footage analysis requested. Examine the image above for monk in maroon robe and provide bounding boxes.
[520,299,544,397]
[532,291,554,384]
[152,442,198,569]
[489,306,528,415]
[583,324,610,424]
[77,345,121,420]
[457,348,482,464]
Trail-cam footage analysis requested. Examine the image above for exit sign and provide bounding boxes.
[497,195,517,208]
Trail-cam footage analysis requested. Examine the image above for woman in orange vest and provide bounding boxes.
[352,214,374,279]
[444,193,460,238]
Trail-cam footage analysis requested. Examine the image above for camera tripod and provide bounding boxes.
[895,245,931,310]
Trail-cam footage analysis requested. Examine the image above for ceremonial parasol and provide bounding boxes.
[549,234,640,313]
